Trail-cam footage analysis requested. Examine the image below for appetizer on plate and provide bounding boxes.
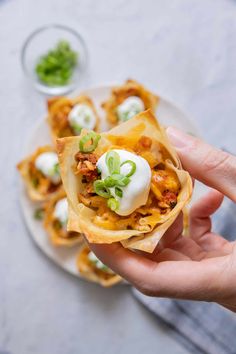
[44,189,83,246]
[58,110,192,253]
[101,79,159,125]
[17,145,62,201]
[47,95,100,142]
[77,244,122,287]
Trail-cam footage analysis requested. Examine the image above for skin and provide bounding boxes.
[89,127,236,312]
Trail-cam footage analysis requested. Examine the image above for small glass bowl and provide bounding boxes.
[21,24,88,95]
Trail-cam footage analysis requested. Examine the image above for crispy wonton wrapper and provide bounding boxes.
[47,95,100,144]
[77,244,122,287]
[57,110,192,253]
[44,189,83,246]
[17,145,62,202]
[101,79,159,125]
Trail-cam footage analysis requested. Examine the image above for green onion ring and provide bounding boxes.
[93,180,111,198]
[53,163,60,175]
[111,174,130,187]
[72,122,82,135]
[120,160,136,177]
[79,132,101,153]
[105,151,120,175]
[115,187,123,198]
[104,176,117,188]
[107,198,119,211]
[108,173,122,180]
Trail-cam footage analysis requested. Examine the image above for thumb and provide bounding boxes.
[166,127,236,202]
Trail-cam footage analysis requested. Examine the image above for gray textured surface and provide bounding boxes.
[1,0,236,353]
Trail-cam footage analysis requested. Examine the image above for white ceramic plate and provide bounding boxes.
[19,84,205,279]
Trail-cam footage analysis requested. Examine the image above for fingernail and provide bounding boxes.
[166,126,194,149]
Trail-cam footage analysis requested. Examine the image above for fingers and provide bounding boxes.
[171,236,206,261]
[89,242,224,301]
[159,213,183,247]
[153,248,190,262]
[189,189,224,239]
[89,242,158,288]
[118,214,183,263]
[151,213,183,257]
[191,189,224,219]
[166,127,236,202]
[188,189,232,253]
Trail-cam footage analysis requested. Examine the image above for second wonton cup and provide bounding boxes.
[57,110,192,253]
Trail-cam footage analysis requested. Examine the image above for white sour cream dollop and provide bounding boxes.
[53,198,68,225]
[97,149,151,216]
[88,251,113,273]
[68,104,96,134]
[117,96,145,121]
[35,152,60,184]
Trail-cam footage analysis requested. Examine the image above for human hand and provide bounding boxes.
[89,127,236,312]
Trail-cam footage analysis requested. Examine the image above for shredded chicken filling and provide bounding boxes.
[51,101,73,138]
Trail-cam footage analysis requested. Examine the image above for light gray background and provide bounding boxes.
[1,1,236,353]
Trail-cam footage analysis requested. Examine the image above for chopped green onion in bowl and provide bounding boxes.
[35,40,78,86]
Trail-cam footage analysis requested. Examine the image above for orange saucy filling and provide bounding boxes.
[49,100,75,138]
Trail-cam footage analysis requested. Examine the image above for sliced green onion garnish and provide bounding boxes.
[117,176,130,187]
[104,176,117,188]
[54,163,60,175]
[111,174,130,187]
[120,160,136,177]
[109,173,123,181]
[72,122,82,134]
[105,151,121,175]
[101,265,110,272]
[104,175,130,189]
[93,152,137,205]
[115,187,123,198]
[34,208,44,220]
[93,180,111,198]
[107,198,119,211]
[79,132,101,153]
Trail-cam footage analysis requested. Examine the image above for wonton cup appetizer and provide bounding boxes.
[77,244,122,287]
[47,95,100,142]
[17,145,62,202]
[101,79,159,125]
[58,110,192,253]
[44,189,83,246]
